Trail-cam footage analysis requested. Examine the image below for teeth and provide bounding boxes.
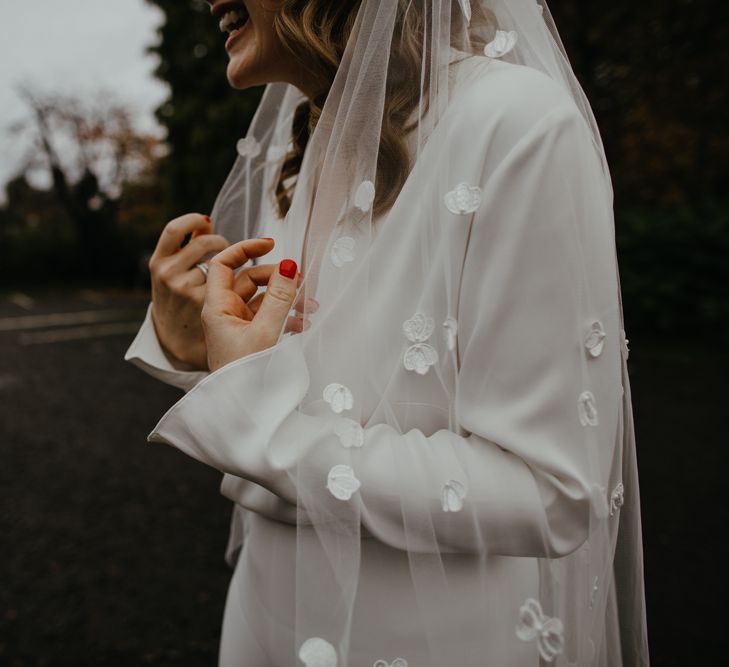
[219,9,246,34]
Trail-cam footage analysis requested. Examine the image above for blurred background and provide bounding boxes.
[0,0,726,665]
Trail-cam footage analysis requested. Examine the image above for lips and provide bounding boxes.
[211,1,250,38]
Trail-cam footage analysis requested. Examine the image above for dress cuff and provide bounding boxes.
[146,333,314,500]
[124,303,208,392]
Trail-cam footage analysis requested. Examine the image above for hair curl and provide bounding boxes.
[273,0,494,219]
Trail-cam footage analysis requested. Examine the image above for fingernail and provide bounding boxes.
[259,237,274,241]
[279,259,297,279]
[204,215,212,224]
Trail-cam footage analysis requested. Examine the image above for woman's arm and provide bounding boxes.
[148,105,621,557]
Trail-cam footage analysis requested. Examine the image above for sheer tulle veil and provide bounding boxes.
[206,1,650,664]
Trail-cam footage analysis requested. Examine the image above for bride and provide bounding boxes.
[126,1,649,665]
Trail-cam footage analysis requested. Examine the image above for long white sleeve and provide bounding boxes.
[124,303,208,393]
[148,100,622,558]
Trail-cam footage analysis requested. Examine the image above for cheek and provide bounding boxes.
[226,18,282,87]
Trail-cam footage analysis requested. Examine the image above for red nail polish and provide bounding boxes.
[260,237,274,241]
[203,215,212,224]
[279,259,297,279]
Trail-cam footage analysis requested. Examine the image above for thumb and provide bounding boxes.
[254,259,302,334]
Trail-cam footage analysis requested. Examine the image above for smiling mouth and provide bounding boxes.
[212,1,250,40]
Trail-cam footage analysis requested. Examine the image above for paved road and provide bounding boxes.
[1,289,232,665]
[0,288,726,665]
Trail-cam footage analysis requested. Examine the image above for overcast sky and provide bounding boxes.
[0,0,168,201]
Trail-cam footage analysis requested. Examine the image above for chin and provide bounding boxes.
[227,58,265,90]
[227,62,250,89]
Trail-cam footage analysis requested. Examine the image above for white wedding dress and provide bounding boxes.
[126,57,631,667]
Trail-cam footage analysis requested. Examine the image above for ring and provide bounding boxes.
[195,262,209,279]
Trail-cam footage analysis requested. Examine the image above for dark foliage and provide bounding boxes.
[550,0,728,209]
[143,0,728,338]
[1,0,726,334]
[145,0,262,218]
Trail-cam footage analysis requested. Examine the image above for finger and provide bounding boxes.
[251,259,302,334]
[191,219,214,240]
[152,213,211,260]
[210,238,275,272]
[170,234,230,272]
[226,293,303,331]
[242,272,319,314]
[206,239,277,311]
[246,291,264,314]
[293,295,319,315]
[284,315,311,334]
[245,280,316,317]
[185,264,210,290]
[233,263,276,302]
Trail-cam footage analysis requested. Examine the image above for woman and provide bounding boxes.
[126,1,649,665]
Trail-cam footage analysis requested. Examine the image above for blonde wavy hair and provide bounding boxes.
[273,0,495,218]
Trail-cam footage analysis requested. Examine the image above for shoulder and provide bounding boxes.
[450,56,580,126]
[445,57,588,163]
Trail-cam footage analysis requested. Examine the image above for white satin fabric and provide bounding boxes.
[127,58,624,666]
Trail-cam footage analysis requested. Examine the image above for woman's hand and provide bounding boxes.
[148,213,231,370]
[202,239,307,373]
